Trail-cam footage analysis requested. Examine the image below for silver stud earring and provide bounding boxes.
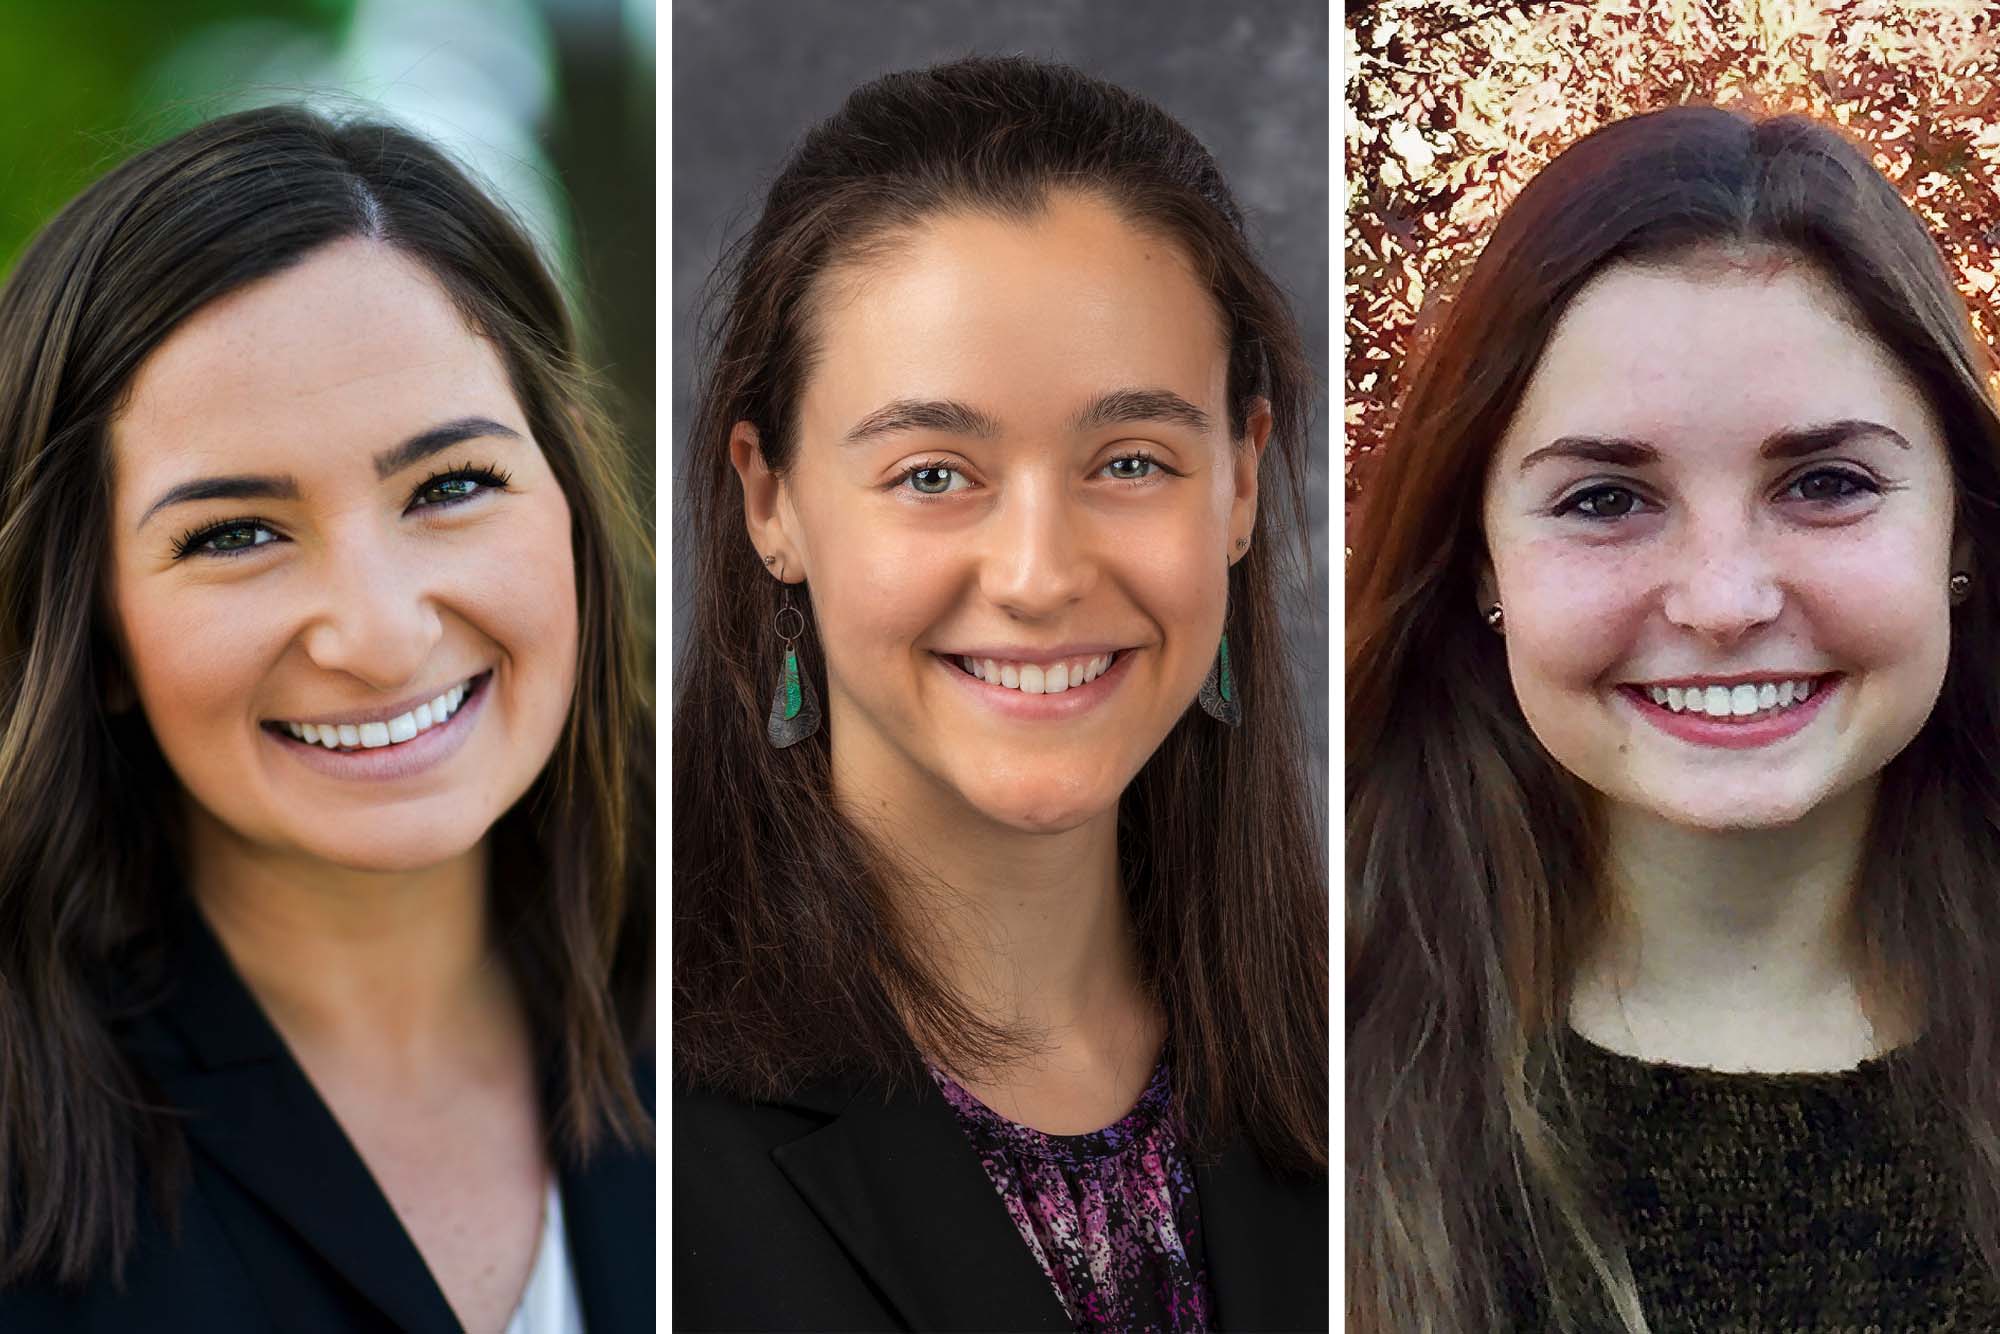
[1484,603,1505,631]
[1951,571,1972,603]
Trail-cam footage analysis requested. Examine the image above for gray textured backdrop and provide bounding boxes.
[670,0,1329,790]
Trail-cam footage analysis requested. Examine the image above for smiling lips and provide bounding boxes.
[272,671,487,753]
[956,652,1116,694]
[1622,672,1839,746]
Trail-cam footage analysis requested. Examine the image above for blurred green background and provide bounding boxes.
[0,0,655,497]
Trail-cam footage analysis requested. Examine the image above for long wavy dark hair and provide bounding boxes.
[1349,105,2000,1331]
[673,55,1327,1175]
[0,105,654,1285]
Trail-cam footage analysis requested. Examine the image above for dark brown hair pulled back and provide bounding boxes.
[674,55,1327,1175]
[0,105,654,1285]
[1349,104,2000,1331]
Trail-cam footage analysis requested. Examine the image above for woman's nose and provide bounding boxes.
[978,487,1095,619]
[298,541,445,689]
[1659,524,1784,645]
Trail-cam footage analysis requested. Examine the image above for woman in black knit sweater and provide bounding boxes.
[1350,105,2000,1330]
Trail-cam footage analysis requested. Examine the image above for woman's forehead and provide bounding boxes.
[798,194,1229,441]
[1498,260,1940,464]
[109,241,525,501]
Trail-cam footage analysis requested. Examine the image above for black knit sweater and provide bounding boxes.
[1526,1027,2000,1331]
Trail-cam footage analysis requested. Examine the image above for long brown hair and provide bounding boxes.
[1349,104,2000,1330]
[673,55,1327,1174]
[0,105,654,1285]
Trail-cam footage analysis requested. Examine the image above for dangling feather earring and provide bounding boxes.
[766,581,821,748]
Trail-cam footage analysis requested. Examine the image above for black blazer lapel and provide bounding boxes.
[130,909,463,1334]
[560,1056,656,1334]
[1193,1138,1329,1332]
[770,1073,1070,1333]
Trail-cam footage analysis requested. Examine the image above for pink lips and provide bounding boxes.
[1621,675,1839,749]
[267,671,489,779]
[936,648,1133,719]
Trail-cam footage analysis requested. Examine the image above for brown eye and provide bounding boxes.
[1790,469,1873,503]
[1562,485,1642,519]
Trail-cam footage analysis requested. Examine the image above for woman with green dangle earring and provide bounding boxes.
[673,55,1327,1333]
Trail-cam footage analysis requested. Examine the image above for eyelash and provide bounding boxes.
[1551,466,1884,521]
[169,461,515,560]
[891,450,1173,496]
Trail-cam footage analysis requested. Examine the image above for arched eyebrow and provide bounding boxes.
[839,388,1212,446]
[1069,388,1212,434]
[1516,418,1912,474]
[136,415,521,530]
[841,399,1001,446]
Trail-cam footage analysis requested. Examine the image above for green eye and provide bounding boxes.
[905,466,962,495]
[423,476,481,503]
[1105,456,1156,480]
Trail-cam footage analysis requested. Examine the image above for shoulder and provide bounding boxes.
[672,1074,910,1332]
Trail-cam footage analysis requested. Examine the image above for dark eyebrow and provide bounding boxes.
[370,415,522,480]
[1759,418,1911,459]
[841,399,1001,446]
[137,415,523,530]
[1516,418,1911,474]
[1515,436,1658,473]
[1069,387,1213,435]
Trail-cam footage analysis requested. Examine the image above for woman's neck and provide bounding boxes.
[837,768,1153,1058]
[183,800,510,1074]
[1569,780,1895,1070]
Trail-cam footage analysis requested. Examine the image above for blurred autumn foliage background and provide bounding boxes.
[1346,0,2000,501]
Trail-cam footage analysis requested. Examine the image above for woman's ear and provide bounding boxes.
[729,422,805,582]
[1227,398,1272,563]
[1475,560,1500,622]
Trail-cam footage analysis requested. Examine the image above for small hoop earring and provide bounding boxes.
[1484,603,1505,631]
[1951,571,1972,603]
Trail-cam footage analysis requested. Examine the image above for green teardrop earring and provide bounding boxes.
[1197,631,1240,726]
[766,581,821,748]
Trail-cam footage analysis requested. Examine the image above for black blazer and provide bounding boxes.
[673,1070,1328,1331]
[0,907,655,1333]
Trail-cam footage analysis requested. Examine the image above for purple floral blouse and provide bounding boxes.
[926,1056,1211,1331]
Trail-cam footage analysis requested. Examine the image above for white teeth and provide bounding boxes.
[956,656,1120,700]
[960,653,1116,694]
[1644,677,1822,719]
[282,677,474,751]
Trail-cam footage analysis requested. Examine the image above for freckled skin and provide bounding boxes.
[766,194,1262,836]
[1480,260,1957,831]
[106,239,580,873]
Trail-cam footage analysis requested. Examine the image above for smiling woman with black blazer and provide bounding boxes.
[673,57,1329,1332]
[0,108,654,1332]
